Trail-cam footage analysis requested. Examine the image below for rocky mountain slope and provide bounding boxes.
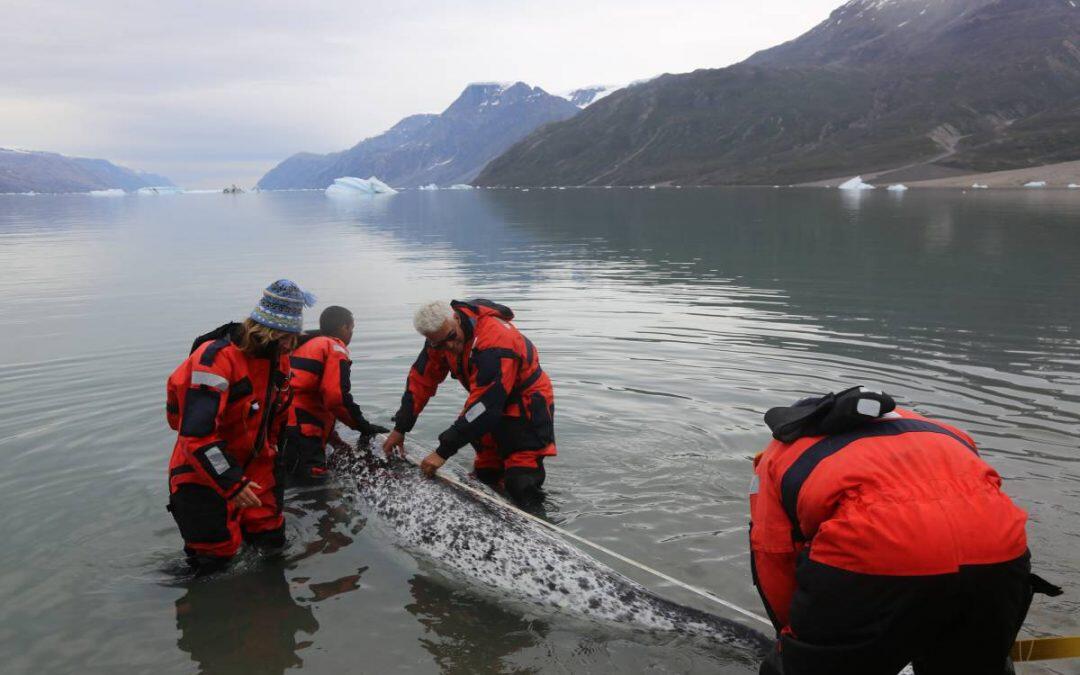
[475,0,1080,186]
[0,148,173,193]
[257,82,580,189]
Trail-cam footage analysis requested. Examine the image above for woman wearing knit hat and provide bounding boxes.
[165,279,315,575]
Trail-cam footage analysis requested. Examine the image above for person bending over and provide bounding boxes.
[279,305,387,485]
[383,299,556,508]
[750,386,1058,675]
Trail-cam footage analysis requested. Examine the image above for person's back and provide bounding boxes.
[280,306,384,484]
[758,407,1027,576]
[751,387,1036,675]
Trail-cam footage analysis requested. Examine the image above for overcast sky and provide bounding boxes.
[1,0,842,187]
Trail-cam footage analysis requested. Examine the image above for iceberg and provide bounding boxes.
[838,176,875,191]
[137,186,183,195]
[447,184,474,190]
[971,183,989,189]
[1068,184,1079,189]
[418,183,439,191]
[325,176,398,196]
[89,189,125,197]
[886,184,908,192]
[1024,181,1047,188]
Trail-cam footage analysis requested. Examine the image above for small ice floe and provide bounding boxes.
[838,176,875,190]
[418,183,439,191]
[887,184,909,192]
[1068,183,1079,189]
[88,189,125,197]
[649,185,657,190]
[521,188,530,192]
[325,176,398,196]
[971,183,989,189]
[136,186,183,195]
[447,184,474,190]
[1024,181,1047,188]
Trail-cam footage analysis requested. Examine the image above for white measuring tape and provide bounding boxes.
[395,446,772,627]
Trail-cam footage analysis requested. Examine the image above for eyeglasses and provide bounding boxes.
[426,328,459,350]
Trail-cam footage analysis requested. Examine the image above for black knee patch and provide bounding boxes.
[504,466,545,509]
[169,484,230,544]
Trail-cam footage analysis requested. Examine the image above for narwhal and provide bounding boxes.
[333,437,772,661]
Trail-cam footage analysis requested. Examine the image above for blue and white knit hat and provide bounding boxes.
[250,279,317,334]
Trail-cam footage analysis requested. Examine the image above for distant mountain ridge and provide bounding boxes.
[0,148,174,193]
[257,82,581,190]
[476,0,1080,186]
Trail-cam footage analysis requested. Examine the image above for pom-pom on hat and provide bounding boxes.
[250,279,316,334]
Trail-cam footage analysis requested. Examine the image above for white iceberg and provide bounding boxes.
[1024,181,1047,188]
[838,176,875,191]
[418,183,439,191]
[89,189,125,197]
[1068,183,1079,189]
[325,176,398,196]
[137,186,183,195]
[886,184,909,192]
[971,183,989,189]
[447,184,474,190]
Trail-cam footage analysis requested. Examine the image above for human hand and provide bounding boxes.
[383,430,405,457]
[419,452,445,477]
[229,481,262,509]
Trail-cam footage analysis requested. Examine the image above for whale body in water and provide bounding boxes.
[334,440,772,661]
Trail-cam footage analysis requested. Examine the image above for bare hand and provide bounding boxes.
[230,481,262,509]
[419,452,445,477]
[383,430,405,457]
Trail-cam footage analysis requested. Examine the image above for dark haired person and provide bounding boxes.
[750,387,1054,675]
[279,305,387,485]
[382,299,556,509]
[166,279,315,575]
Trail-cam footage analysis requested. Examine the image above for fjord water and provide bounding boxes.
[0,188,1077,674]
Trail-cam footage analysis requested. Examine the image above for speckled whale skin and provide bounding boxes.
[334,440,772,660]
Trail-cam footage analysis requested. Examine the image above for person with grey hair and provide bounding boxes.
[383,299,556,509]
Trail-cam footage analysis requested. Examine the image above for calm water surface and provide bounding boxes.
[0,188,1077,674]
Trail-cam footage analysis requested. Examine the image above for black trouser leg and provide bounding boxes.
[278,428,328,487]
[780,553,1032,675]
[504,462,545,510]
[913,552,1032,675]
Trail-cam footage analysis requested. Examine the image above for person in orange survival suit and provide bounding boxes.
[750,386,1061,675]
[166,279,316,575]
[382,299,556,508]
[279,305,389,485]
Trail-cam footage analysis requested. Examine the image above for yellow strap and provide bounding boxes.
[1012,636,1080,662]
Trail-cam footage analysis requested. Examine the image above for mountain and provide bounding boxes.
[257,82,581,189]
[476,0,1080,187]
[0,148,174,193]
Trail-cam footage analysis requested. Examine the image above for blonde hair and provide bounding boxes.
[235,318,295,356]
[413,300,454,336]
